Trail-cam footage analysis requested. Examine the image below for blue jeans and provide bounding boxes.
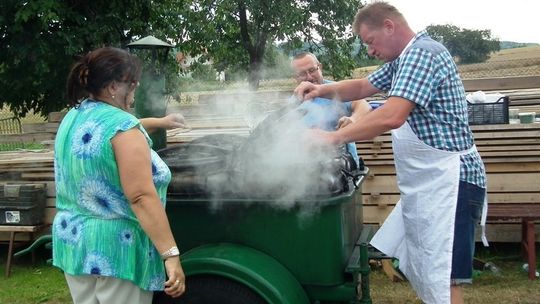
[451,181,485,284]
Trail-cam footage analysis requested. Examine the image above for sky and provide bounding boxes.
[384,0,540,44]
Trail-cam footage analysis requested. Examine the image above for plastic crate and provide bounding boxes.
[467,96,509,125]
[0,183,46,225]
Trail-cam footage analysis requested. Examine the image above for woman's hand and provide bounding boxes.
[163,257,186,298]
[161,113,187,130]
[139,113,187,134]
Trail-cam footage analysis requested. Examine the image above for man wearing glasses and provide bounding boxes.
[291,52,371,167]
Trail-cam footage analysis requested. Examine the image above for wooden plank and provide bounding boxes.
[362,205,393,224]
[0,132,56,143]
[20,172,55,180]
[486,172,540,192]
[470,123,540,131]
[363,208,540,242]
[483,223,540,242]
[0,226,51,242]
[473,131,540,140]
[363,173,540,194]
[487,204,540,219]
[463,75,540,91]
[477,145,540,152]
[0,225,46,232]
[363,162,540,175]
[45,207,56,225]
[364,157,540,166]
[359,145,540,155]
[363,193,540,207]
[22,123,59,133]
[48,112,66,123]
[363,176,399,194]
[46,198,55,208]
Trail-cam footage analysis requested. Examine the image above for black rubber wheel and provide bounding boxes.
[153,275,267,304]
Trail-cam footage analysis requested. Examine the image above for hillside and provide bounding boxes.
[500,41,539,49]
[487,45,540,62]
[354,45,540,79]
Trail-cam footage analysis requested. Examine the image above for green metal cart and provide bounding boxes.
[154,169,372,304]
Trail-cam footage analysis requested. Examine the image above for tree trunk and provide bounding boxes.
[248,59,261,91]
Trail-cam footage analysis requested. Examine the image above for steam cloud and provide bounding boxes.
[164,90,352,217]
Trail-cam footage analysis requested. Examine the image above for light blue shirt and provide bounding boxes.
[295,96,360,167]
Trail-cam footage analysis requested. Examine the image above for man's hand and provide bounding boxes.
[337,116,355,129]
[304,128,341,146]
[293,81,321,101]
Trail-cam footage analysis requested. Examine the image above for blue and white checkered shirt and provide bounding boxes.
[368,30,486,188]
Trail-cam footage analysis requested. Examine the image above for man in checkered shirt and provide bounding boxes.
[294,2,486,304]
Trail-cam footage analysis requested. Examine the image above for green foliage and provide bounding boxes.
[0,0,180,117]
[176,0,363,89]
[260,44,292,80]
[426,24,500,64]
[1,0,363,115]
[191,63,218,81]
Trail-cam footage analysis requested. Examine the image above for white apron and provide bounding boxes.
[370,122,478,304]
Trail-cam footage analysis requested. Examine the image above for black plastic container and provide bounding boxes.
[467,96,509,125]
[0,183,46,225]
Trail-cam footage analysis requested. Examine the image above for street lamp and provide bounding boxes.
[127,35,173,151]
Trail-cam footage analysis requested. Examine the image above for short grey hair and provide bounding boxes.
[292,51,319,63]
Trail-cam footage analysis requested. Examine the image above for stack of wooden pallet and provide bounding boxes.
[0,150,55,241]
[358,123,540,242]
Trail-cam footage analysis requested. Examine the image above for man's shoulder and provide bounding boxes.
[410,32,448,57]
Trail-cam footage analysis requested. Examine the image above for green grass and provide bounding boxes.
[1,243,538,303]
[0,143,46,152]
[0,248,71,304]
[370,243,540,303]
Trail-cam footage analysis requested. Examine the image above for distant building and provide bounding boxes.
[175,51,225,82]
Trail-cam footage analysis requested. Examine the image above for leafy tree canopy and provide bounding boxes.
[426,24,500,64]
[1,0,363,116]
[175,0,363,89]
[0,0,179,117]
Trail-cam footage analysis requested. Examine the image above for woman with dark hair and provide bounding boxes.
[53,46,185,303]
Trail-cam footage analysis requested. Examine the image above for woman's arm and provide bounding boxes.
[140,113,186,134]
[112,128,185,297]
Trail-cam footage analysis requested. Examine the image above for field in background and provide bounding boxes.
[458,45,540,78]
[354,45,540,79]
[489,45,540,61]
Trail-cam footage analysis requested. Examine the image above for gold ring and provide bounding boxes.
[175,279,180,285]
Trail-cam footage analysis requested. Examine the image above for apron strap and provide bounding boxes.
[480,190,489,247]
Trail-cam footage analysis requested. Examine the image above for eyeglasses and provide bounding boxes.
[295,65,320,79]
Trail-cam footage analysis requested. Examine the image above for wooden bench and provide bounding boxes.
[487,204,540,280]
[0,224,48,277]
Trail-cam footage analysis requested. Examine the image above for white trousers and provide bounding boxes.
[64,273,153,304]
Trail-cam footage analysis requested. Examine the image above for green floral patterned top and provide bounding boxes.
[52,99,171,291]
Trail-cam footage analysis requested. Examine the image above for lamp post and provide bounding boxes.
[127,35,173,151]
